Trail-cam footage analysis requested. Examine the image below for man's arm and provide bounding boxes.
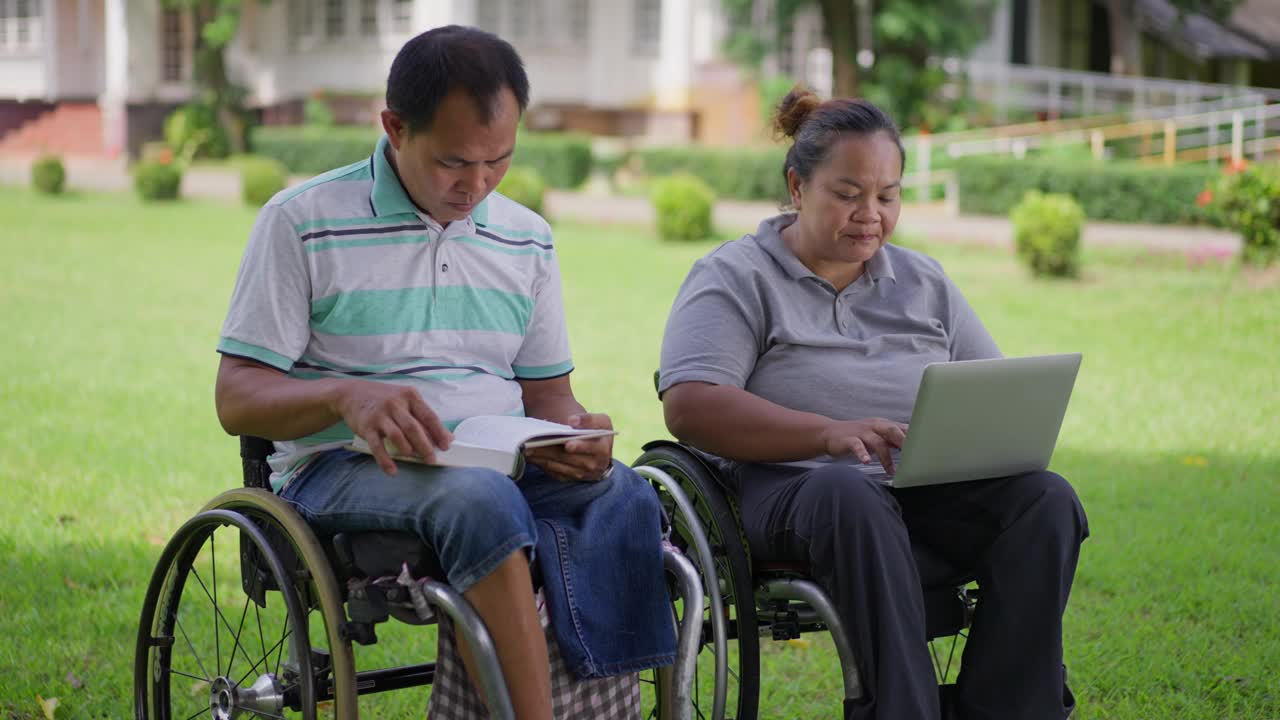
[518,374,613,481]
[216,355,452,475]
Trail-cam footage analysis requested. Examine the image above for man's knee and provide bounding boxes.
[404,467,537,560]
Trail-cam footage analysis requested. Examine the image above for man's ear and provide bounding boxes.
[381,110,407,150]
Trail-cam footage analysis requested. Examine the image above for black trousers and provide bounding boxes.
[729,463,1089,720]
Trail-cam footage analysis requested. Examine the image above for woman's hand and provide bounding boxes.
[819,418,909,473]
[523,412,616,482]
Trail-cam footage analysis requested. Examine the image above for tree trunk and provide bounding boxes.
[1107,0,1140,75]
[819,0,860,97]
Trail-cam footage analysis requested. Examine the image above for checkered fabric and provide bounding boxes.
[426,593,641,719]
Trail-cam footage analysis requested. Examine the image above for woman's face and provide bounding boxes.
[789,131,903,268]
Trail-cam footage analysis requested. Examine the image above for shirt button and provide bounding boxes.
[441,263,449,272]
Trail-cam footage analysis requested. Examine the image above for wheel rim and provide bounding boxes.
[639,452,759,720]
[136,509,321,719]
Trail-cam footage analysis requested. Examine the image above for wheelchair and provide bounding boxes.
[133,436,707,720]
[633,440,978,720]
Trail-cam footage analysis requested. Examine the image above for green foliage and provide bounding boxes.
[511,132,594,189]
[239,155,289,207]
[634,146,788,202]
[132,161,183,201]
[955,156,1216,225]
[251,126,377,174]
[164,102,230,160]
[651,174,716,242]
[1211,162,1280,266]
[30,154,66,195]
[496,166,548,215]
[1011,191,1084,278]
[303,95,337,128]
[758,74,799,130]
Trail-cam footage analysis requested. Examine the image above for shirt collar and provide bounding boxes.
[755,213,897,285]
[368,134,489,231]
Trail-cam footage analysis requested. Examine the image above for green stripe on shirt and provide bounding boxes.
[310,286,534,336]
[218,337,296,371]
[513,360,575,379]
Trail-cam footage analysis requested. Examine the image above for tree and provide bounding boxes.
[161,0,266,155]
[722,0,997,129]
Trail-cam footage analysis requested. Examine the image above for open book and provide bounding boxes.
[346,415,617,478]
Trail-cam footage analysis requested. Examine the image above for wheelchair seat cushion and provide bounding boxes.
[332,531,446,581]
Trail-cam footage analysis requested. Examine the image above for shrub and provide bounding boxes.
[651,174,716,242]
[164,102,230,160]
[496,166,547,215]
[1210,161,1280,266]
[251,126,376,175]
[31,154,65,195]
[303,95,337,128]
[511,132,593,189]
[133,161,182,202]
[1010,191,1084,278]
[240,156,290,207]
[955,156,1216,225]
[633,146,787,202]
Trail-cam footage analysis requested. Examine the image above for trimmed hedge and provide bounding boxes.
[251,126,375,175]
[240,155,290,207]
[251,127,593,188]
[133,161,182,201]
[496,166,547,215]
[1011,192,1084,278]
[633,146,788,203]
[31,154,66,195]
[512,132,593,189]
[955,156,1216,225]
[652,174,716,242]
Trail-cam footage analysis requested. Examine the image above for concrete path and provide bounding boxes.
[1,153,1241,257]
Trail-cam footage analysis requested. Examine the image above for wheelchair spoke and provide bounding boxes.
[236,623,292,689]
[212,534,221,677]
[175,615,213,682]
[167,667,211,684]
[225,589,254,679]
[182,704,210,720]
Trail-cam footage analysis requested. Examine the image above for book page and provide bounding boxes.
[452,415,617,451]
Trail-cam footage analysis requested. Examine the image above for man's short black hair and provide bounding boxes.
[386,25,530,134]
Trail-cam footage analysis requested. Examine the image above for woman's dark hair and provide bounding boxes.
[773,85,906,189]
[386,25,530,134]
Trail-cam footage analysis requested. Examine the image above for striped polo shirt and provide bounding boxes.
[219,135,573,490]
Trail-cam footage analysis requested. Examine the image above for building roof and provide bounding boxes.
[1227,0,1280,57]
[1137,0,1270,60]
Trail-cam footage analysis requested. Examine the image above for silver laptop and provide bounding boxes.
[855,353,1082,488]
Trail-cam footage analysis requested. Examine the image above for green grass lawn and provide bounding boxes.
[1,188,1277,719]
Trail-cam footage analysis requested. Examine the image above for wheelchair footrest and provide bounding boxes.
[768,600,802,641]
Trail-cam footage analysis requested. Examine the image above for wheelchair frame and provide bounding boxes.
[133,436,706,720]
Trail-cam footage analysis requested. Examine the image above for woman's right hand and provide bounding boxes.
[819,418,909,473]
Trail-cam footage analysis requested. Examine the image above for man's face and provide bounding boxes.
[381,87,519,225]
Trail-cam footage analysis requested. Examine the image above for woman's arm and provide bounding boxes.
[663,381,907,471]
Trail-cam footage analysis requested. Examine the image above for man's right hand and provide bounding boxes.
[819,418,909,474]
[331,380,453,475]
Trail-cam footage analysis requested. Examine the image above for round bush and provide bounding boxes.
[31,154,66,194]
[164,102,229,160]
[240,156,289,207]
[1010,191,1084,278]
[1212,162,1280,267]
[651,174,716,242]
[133,161,183,202]
[496,166,547,215]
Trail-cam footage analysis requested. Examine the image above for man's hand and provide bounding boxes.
[819,418,909,474]
[522,412,615,482]
[332,380,452,475]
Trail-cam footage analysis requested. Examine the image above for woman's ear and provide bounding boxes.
[786,167,803,210]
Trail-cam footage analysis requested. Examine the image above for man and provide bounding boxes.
[215,26,674,719]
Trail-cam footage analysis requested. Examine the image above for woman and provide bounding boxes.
[658,88,1089,720]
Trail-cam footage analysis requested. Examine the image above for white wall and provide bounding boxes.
[970,0,1011,64]
[0,57,47,99]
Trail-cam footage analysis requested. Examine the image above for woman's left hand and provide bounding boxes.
[523,412,616,482]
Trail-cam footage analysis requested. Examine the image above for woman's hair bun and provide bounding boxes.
[773,85,822,139]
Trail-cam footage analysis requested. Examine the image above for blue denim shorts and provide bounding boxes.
[279,449,676,678]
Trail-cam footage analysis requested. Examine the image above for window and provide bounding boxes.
[325,0,345,38]
[392,0,412,31]
[0,0,43,53]
[161,8,185,82]
[289,0,317,50]
[360,0,378,35]
[632,0,660,57]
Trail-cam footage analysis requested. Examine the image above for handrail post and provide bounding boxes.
[1232,111,1244,164]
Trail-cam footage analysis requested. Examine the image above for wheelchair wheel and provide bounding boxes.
[637,444,760,720]
[135,489,357,719]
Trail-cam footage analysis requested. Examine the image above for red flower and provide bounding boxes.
[158,148,173,165]
[1225,158,1249,175]
[1196,189,1214,208]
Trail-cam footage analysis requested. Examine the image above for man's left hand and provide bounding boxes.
[523,412,615,482]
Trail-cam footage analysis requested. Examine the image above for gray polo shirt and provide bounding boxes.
[659,214,1001,426]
